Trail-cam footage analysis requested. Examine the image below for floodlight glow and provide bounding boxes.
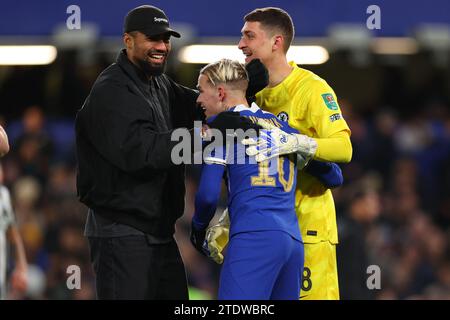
[371,38,418,55]
[0,46,57,65]
[179,45,329,64]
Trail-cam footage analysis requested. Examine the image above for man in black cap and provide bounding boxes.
[122,5,181,77]
[76,5,196,300]
[76,5,265,300]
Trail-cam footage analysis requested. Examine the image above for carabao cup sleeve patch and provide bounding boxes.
[321,93,339,111]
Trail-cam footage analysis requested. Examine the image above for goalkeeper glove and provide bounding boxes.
[245,59,269,104]
[204,208,230,264]
[242,119,317,162]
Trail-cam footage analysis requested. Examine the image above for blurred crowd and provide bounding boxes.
[0,106,94,299]
[0,69,449,300]
[335,100,450,299]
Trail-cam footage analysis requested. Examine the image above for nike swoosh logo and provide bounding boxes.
[300,295,309,299]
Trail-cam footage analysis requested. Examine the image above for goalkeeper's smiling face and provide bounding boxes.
[238,21,277,65]
[196,75,226,119]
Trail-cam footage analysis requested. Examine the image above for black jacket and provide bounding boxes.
[75,49,199,237]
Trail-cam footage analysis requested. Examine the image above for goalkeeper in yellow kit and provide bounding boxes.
[205,7,352,300]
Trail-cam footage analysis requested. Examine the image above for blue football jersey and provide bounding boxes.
[205,103,302,242]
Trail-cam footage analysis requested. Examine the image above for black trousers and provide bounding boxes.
[88,236,188,300]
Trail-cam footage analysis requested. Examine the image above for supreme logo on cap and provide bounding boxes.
[154,17,168,23]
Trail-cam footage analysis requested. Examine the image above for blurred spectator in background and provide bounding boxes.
[13,106,53,186]
[337,185,381,299]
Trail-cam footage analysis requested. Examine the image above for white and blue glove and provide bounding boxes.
[242,119,317,163]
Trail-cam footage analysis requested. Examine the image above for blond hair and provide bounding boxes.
[200,59,248,91]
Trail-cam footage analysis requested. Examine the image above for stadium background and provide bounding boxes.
[0,0,449,299]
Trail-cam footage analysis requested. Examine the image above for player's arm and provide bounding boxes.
[304,160,343,188]
[244,82,352,163]
[312,131,352,163]
[303,82,352,162]
[244,122,351,163]
[190,159,226,255]
[192,163,225,230]
[1,186,27,294]
[0,125,10,157]
[7,224,28,293]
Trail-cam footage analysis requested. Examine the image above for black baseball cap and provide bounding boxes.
[123,5,181,38]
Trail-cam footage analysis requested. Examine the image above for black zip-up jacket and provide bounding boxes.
[75,49,199,237]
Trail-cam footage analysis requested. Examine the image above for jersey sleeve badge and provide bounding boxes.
[321,93,339,111]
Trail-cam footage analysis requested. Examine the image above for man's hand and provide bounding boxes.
[10,266,27,293]
[208,112,261,138]
[190,222,208,256]
[242,119,317,162]
[204,208,230,264]
[245,59,269,104]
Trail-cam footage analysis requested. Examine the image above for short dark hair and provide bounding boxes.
[244,7,294,53]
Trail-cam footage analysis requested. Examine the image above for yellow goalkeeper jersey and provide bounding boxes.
[255,62,351,244]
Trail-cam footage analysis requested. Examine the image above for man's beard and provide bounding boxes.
[136,55,167,77]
